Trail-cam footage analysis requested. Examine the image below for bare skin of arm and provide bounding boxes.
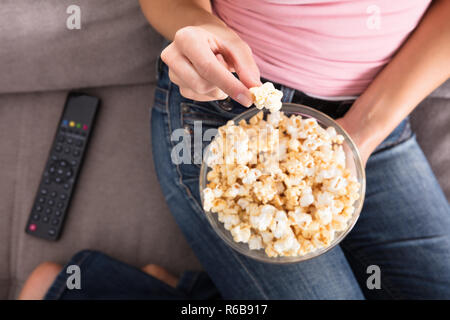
[338,0,450,164]
[139,0,261,106]
[140,0,450,164]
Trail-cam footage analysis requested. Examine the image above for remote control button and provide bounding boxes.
[75,140,83,147]
[29,224,37,232]
[50,191,57,198]
[45,208,52,215]
[44,178,51,185]
[71,160,77,166]
[59,160,68,167]
[60,193,67,200]
[38,197,45,203]
[32,213,40,221]
[57,202,64,209]
[47,199,55,206]
[48,229,56,236]
[55,145,62,153]
[67,138,73,144]
[66,170,72,178]
[73,150,80,157]
[55,210,62,217]
[40,188,48,195]
[51,219,60,226]
[51,155,58,161]
[54,177,62,184]
[64,147,71,154]
[42,216,49,223]
[63,183,70,190]
[57,168,64,175]
[49,166,56,174]
[35,205,43,212]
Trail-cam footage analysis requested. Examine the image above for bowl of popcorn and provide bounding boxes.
[200,83,366,263]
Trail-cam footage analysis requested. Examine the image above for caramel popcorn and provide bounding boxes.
[202,83,360,258]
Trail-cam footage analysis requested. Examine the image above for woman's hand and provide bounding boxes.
[161,24,261,106]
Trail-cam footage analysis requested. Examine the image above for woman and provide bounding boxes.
[142,0,450,299]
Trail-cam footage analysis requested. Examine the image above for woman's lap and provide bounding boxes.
[151,62,450,299]
[152,104,364,300]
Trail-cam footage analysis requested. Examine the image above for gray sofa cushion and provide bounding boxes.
[410,94,450,198]
[0,0,163,94]
[0,85,201,299]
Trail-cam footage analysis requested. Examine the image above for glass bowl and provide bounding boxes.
[199,103,366,264]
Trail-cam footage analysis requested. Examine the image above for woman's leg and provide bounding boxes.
[341,130,450,299]
[18,262,63,300]
[31,250,214,300]
[150,62,364,299]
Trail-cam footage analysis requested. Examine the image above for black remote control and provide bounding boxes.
[25,92,100,241]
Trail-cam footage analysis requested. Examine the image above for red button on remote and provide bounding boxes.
[29,224,37,232]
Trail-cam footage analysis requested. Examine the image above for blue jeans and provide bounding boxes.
[151,60,450,299]
[44,250,219,300]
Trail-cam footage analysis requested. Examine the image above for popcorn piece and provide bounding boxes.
[274,231,299,255]
[231,225,251,243]
[314,207,333,225]
[203,187,216,212]
[299,187,314,207]
[249,204,275,231]
[270,210,290,239]
[242,168,262,184]
[218,212,240,230]
[267,110,282,127]
[248,234,264,250]
[289,209,312,229]
[249,82,283,113]
[224,183,246,198]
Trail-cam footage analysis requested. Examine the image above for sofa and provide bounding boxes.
[0,1,448,299]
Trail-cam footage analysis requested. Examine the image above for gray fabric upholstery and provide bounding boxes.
[0,0,448,300]
[0,85,201,299]
[0,0,164,94]
[410,94,450,197]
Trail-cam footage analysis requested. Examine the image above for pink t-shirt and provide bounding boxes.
[212,0,431,98]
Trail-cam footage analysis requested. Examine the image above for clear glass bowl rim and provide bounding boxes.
[199,103,366,264]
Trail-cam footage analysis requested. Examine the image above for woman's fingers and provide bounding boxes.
[220,40,261,88]
[216,53,235,73]
[162,25,262,106]
[176,28,254,106]
[168,67,229,100]
[163,49,218,95]
[179,87,228,101]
